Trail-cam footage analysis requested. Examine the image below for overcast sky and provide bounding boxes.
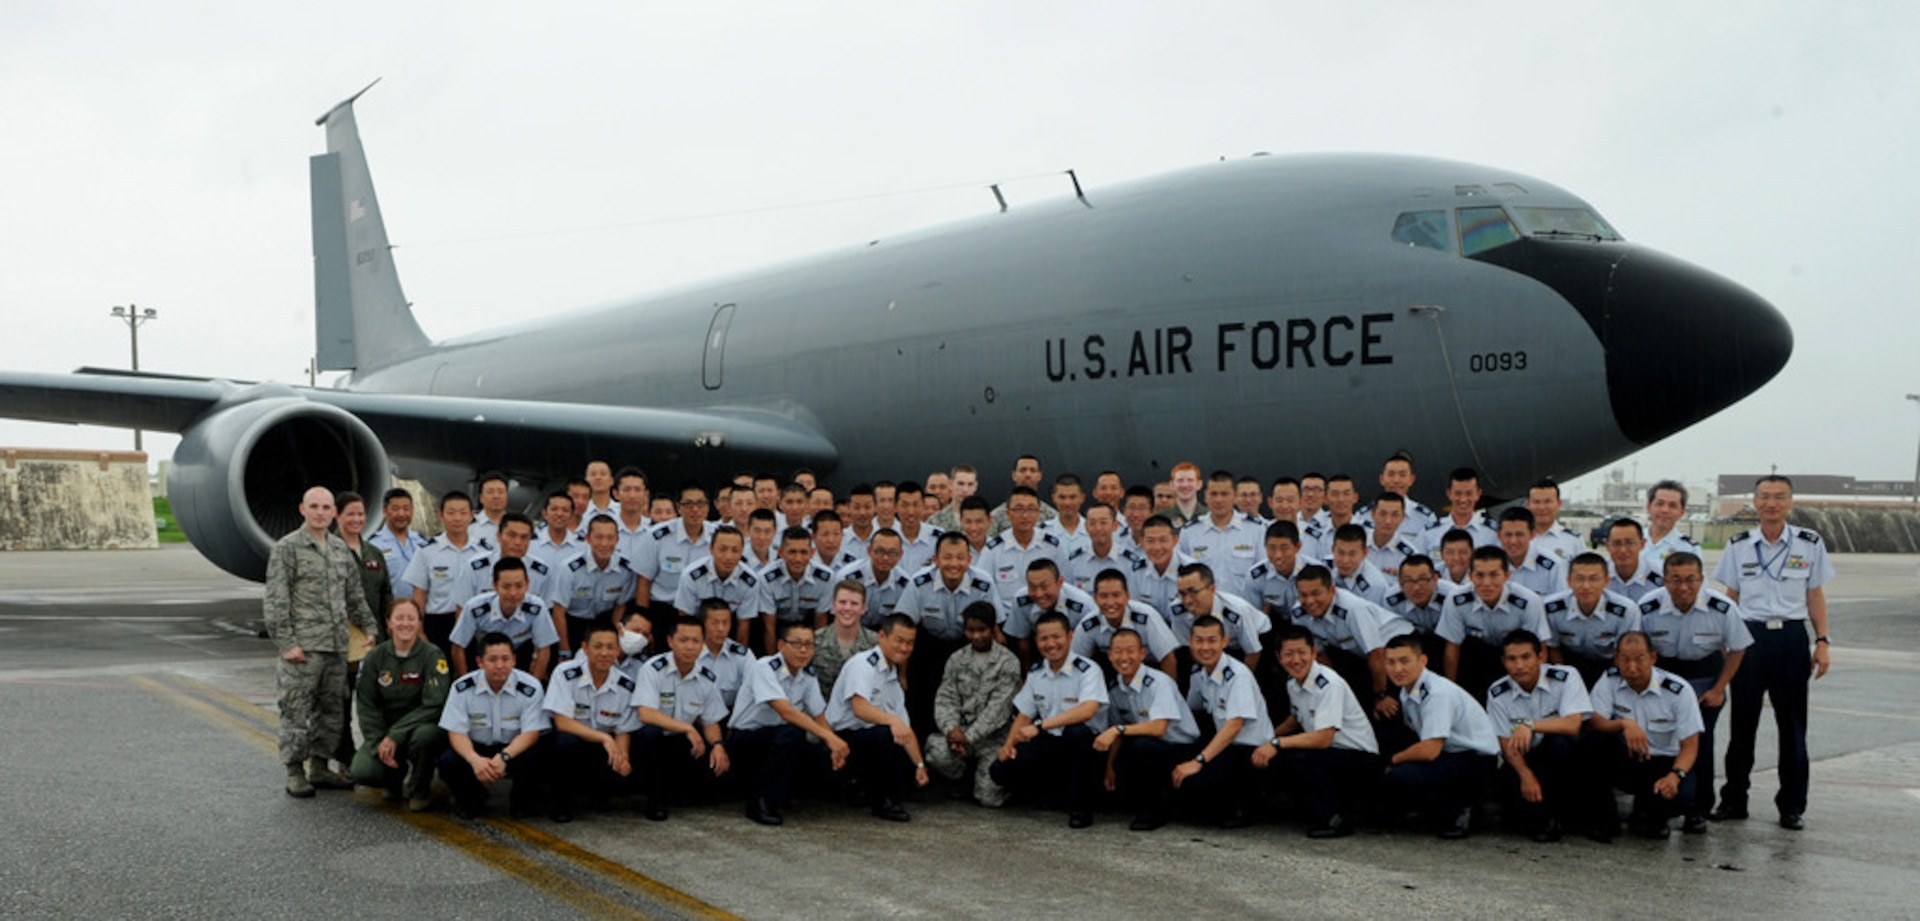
[2,2,1912,504]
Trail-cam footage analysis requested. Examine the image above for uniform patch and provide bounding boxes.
[568,556,587,571]
[914,572,934,586]
[378,670,393,687]
[1661,677,1687,694]
[1072,658,1091,673]
[1545,599,1568,614]
[1545,666,1569,682]
[1640,599,1661,616]
[1313,673,1329,689]
[616,675,635,691]
[453,674,476,692]
[436,659,449,675]
[1707,596,1731,614]
[516,680,539,697]
[1489,680,1510,697]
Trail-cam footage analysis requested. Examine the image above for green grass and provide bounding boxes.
[153,496,188,543]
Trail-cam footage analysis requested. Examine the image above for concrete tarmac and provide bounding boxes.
[2,545,1917,919]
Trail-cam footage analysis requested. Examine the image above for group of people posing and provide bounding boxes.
[263,454,1832,842]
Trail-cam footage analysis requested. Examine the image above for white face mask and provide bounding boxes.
[618,631,648,657]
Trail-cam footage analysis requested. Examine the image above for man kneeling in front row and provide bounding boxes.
[990,611,1110,828]
[1251,625,1380,838]
[438,632,550,819]
[1579,630,1703,840]
[728,620,851,826]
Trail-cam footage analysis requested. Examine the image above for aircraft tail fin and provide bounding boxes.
[311,80,431,373]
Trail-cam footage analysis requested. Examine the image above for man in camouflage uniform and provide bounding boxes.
[265,486,377,797]
[924,603,1022,806]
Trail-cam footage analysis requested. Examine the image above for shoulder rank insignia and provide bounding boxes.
[1707,596,1731,614]
[453,674,476,692]
[1661,676,1687,695]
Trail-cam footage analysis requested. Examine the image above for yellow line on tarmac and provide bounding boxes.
[138,670,732,919]
[486,818,739,920]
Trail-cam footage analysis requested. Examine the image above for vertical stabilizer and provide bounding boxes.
[311,81,431,372]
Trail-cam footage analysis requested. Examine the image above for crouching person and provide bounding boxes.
[438,632,550,819]
[350,599,450,812]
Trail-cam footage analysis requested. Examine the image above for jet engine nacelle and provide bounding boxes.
[167,387,390,581]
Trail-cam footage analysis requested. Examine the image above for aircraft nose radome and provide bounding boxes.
[1601,247,1793,445]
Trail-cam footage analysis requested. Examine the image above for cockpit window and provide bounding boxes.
[1511,206,1621,240]
[1458,206,1521,256]
[1391,210,1451,252]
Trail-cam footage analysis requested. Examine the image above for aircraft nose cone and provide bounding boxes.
[1601,247,1793,444]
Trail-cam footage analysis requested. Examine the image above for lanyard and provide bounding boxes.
[1755,538,1791,582]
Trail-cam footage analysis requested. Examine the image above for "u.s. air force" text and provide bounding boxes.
[1043,313,1394,382]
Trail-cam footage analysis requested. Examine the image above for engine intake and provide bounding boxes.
[168,393,390,581]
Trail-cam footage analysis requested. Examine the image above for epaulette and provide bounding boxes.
[914,571,934,586]
[649,523,674,540]
[1385,591,1406,606]
[699,667,717,682]
[1660,676,1686,695]
[1040,533,1061,547]
[804,663,817,675]
[476,537,496,551]
[739,570,759,587]
[766,656,784,671]
[528,558,549,575]
[1798,529,1821,544]
[1545,666,1569,682]
[1639,599,1661,616]
[1508,594,1529,610]
[985,534,1006,549]
[1068,546,1088,561]
[470,557,490,571]
[1534,555,1556,570]
[1544,598,1568,614]
[616,674,635,691]
[650,656,670,671]
[1728,530,1751,544]
[1128,610,1151,626]
[524,601,543,616]
[1707,596,1731,614]
[811,565,833,582]
[1490,679,1511,697]
[515,680,539,697]
[687,563,711,581]
[1063,598,1087,614]
[864,649,882,666]
[1079,614,1101,632]
[1313,673,1329,689]
[970,576,993,594]
[1220,664,1237,681]
[1354,575,1371,592]
[1129,554,1149,571]
[1605,601,1627,617]
[1329,605,1348,620]
[1190,661,1204,673]
[1249,562,1271,580]
[1140,672,1156,687]
[1605,666,1621,676]
[1452,590,1475,605]
[568,556,587,572]
[470,602,494,617]
[453,674,476,692]
[725,640,749,656]
[1072,658,1091,672]
[1029,659,1044,671]
[1015,593,1033,608]
[560,661,584,680]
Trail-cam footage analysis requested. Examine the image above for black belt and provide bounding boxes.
[1666,652,1724,682]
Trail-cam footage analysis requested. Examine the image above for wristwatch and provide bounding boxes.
[499,751,512,764]
[1815,635,1830,644]
[914,761,926,770]
[1194,752,1209,766]
[1117,724,1127,737]
[1671,767,1687,778]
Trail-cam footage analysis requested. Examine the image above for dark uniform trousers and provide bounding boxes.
[348,722,445,799]
[546,732,632,808]
[438,741,545,813]
[843,725,915,802]
[1384,750,1496,820]
[905,635,963,737]
[1723,620,1811,816]
[423,613,458,659]
[1664,653,1724,819]
[1454,639,1503,705]
[1270,747,1380,826]
[1111,737,1189,817]
[1175,745,1256,821]
[1578,731,1696,826]
[1499,733,1579,829]
[988,724,1100,813]
[727,724,827,809]
[1560,653,1613,693]
[632,725,720,806]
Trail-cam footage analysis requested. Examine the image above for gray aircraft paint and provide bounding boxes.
[0,91,1789,581]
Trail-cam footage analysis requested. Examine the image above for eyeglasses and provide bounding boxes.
[780,639,815,648]
[679,499,709,508]
[1176,587,1206,599]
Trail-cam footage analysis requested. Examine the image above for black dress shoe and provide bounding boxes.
[1438,808,1472,840]
[1779,813,1805,831]
[1307,815,1354,839]
[746,799,784,827]
[871,799,911,822]
[550,807,575,824]
[1585,822,1617,844]
[644,803,670,822]
[1129,813,1169,832]
[1068,812,1093,829]
[1531,818,1563,843]
[1681,815,1709,835]
[509,802,537,820]
[1709,805,1749,821]
[1217,809,1254,830]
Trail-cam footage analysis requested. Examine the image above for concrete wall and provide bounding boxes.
[0,449,158,550]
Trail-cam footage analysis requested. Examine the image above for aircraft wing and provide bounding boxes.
[0,370,839,476]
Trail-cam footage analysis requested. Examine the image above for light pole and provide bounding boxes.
[1907,394,1920,504]
[110,304,158,451]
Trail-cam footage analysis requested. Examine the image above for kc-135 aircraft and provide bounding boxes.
[0,84,1791,581]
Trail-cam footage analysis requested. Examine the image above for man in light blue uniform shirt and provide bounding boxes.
[438,632,550,819]
[1093,628,1198,831]
[1381,633,1499,839]
[990,612,1110,828]
[729,620,850,826]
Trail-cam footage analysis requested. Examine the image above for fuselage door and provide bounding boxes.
[703,303,736,390]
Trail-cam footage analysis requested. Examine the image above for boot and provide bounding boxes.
[307,757,353,790]
[286,763,315,798]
